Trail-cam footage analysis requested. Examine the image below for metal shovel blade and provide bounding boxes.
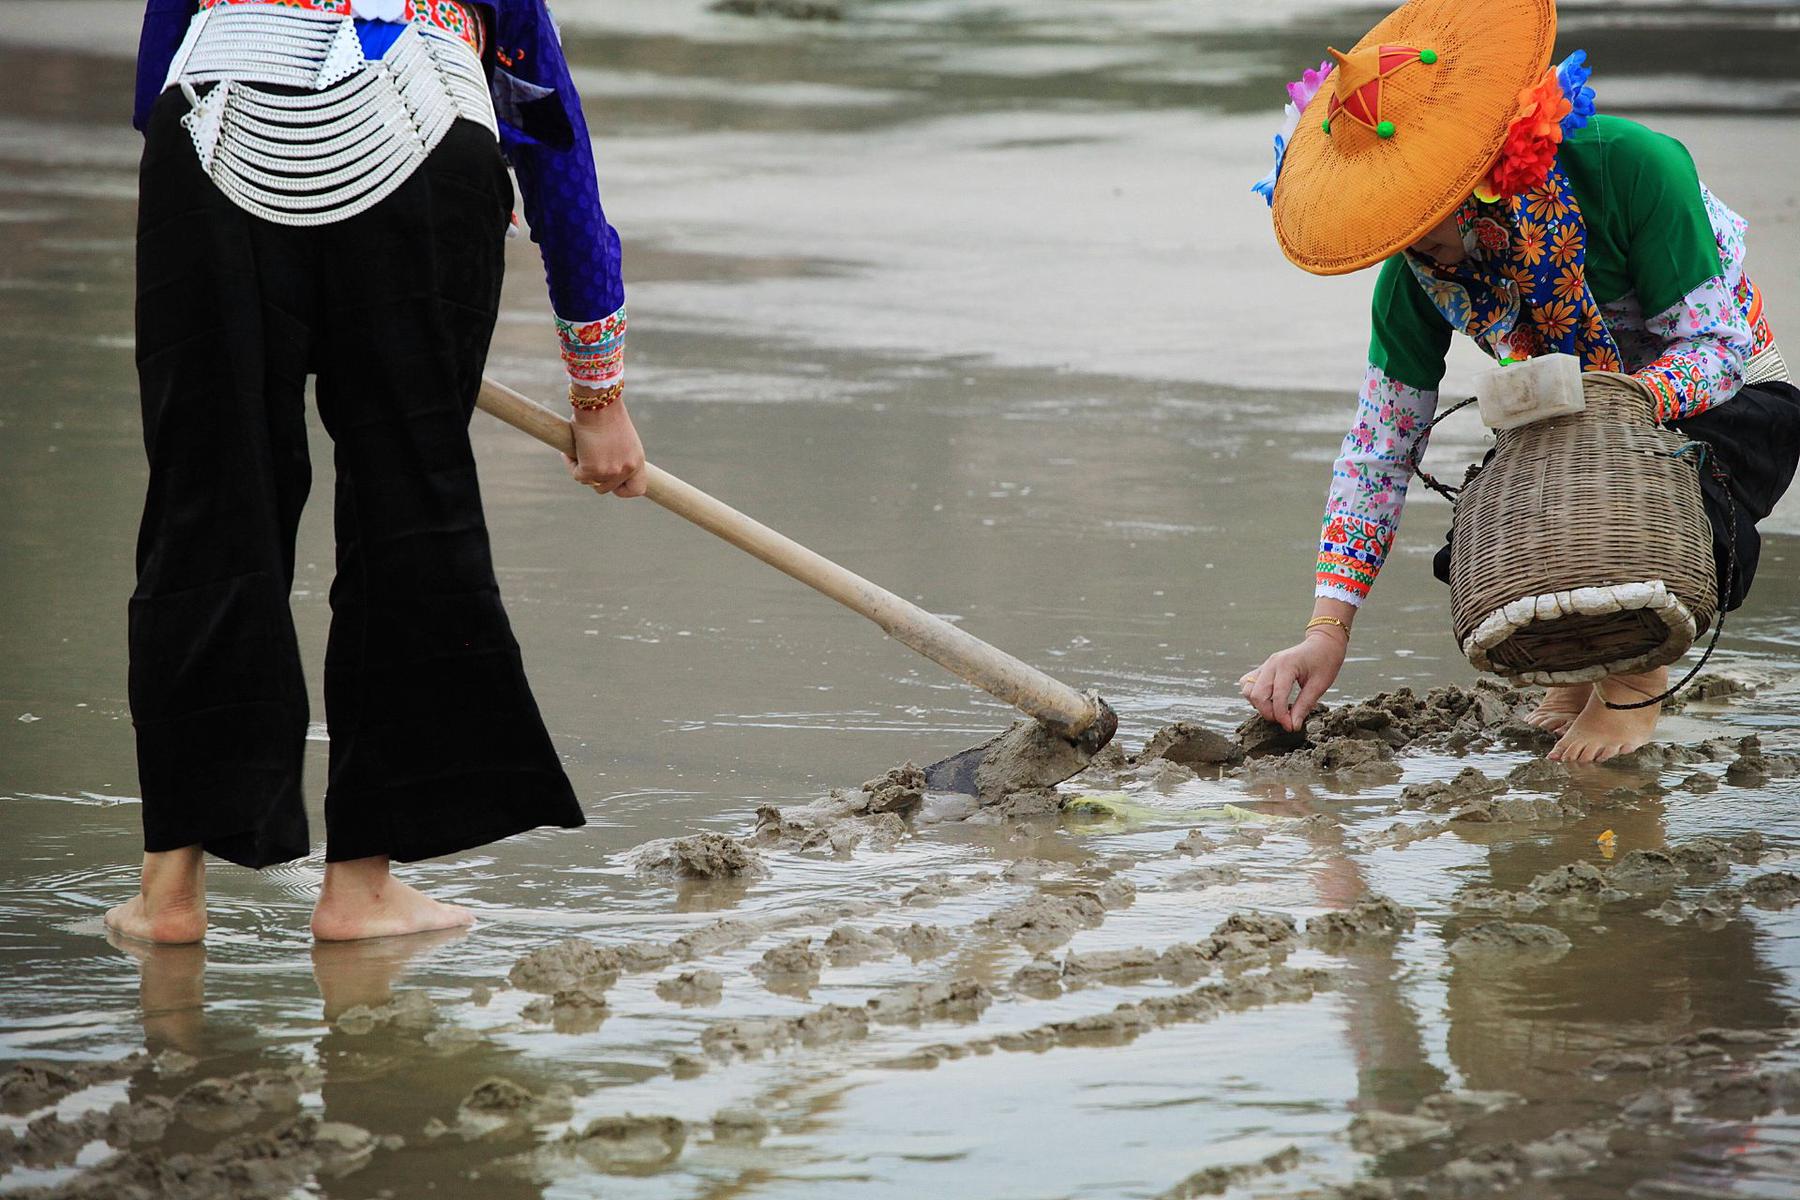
[924,696,1119,800]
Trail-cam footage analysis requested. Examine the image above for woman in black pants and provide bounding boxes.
[111,0,642,942]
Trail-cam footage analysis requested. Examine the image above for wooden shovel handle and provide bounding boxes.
[475,378,1102,740]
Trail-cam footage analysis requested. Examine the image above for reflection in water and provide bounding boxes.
[3,0,1800,1197]
[106,933,208,1064]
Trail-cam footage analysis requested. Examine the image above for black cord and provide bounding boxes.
[1601,444,1736,711]
[1405,395,1480,502]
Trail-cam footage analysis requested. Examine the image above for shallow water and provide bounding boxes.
[3,1,1800,1197]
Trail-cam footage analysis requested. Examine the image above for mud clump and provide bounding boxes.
[866,979,992,1024]
[1174,830,1219,857]
[1724,735,1800,787]
[0,1054,146,1115]
[1529,862,1627,904]
[1139,722,1241,769]
[1163,911,1298,974]
[552,1114,687,1174]
[880,922,955,959]
[522,980,611,1032]
[1455,886,1548,918]
[1607,849,1684,891]
[1154,1144,1300,1199]
[1401,768,1503,813]
[1012,956,1066,996]
[752,937,824,994]
[973,787,1063,823]
[711,1107,770,1144]
[632,832,765,880]
[1347,1109,1452,1154]
[1448,921,1572,964]
[442,1077,574,1141]
[1307,895,1416,945]
[1244,736,1401,783]
[655,970,724,1006]
[1680,667,1772,703]
[978,891,1106,947]
[983,966,1330,1056]
[861,763,926,817]
[27,1114,377,1198]
[1233,713,1309,758]
[331,990,437,1036]
[1668,836,1735,877]
[0,1094,175,1175]
[1363,817,1451,849]
[1743,871,1800,907]
[1090,877,1137,911]
[823,924,898,964]
[509,939,622,993]
[702,1002,872,1059]
[1305,681,1530,751]
[174,1071,305,1133]
[901,872,996,906]
[1169,864,1243,890]
[1060,946,1162,983]
[752,769,925,852]
[1507,758,1573,792]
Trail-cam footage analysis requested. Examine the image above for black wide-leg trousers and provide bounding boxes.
[131,90,584,868]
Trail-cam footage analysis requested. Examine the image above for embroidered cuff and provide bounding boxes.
[1315,558,1373,607]
[555,305,627,392]
[1316,512,1395,606]
[1633,368,1683,422]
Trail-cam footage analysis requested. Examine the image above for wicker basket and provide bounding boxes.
[1448,372,1718,685]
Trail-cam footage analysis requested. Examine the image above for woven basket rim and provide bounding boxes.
[1462,581,1699,684]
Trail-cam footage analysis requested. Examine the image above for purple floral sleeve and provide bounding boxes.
[1317,364,1439,606]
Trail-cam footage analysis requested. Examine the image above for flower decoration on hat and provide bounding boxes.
[1477,50,1597,200]
[1250,60,1333,205]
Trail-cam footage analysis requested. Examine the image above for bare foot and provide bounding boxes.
[311,857,475,942]
[1547,668,1668,765]
[105,847,207,944]
[1527,684,1592,734]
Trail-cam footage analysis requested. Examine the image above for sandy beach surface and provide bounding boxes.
[2,2,1800,1197]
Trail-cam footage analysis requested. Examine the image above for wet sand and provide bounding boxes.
[4,1,1800,1197]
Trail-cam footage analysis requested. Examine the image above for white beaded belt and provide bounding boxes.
[162,6,497,227]
[1744,341,1790,388]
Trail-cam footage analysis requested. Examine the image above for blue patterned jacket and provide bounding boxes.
[132,0,624,324]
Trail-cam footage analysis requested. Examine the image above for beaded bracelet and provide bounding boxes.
[570,382,623,413]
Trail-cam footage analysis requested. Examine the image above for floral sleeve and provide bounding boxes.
[1633,273,1753,422]
[1317,364,1439,606]
[1628,186,1757,423]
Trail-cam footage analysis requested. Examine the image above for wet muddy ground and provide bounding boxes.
[4,1,1800,1197]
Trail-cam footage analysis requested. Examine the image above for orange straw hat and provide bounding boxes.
[1270,0,1557,275]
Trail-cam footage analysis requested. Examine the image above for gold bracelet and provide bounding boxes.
[1304,615,1351,641]
[570,382,623,413]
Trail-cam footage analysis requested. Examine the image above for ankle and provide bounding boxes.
[317,857,394,909]
[140,847,206,908]
[1598,668,1670,701]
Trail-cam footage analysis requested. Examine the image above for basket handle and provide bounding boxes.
[1406,395,1480,505]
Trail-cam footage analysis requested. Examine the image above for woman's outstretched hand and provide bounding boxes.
[567,397,649,498]
[1240,628,1348,732]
